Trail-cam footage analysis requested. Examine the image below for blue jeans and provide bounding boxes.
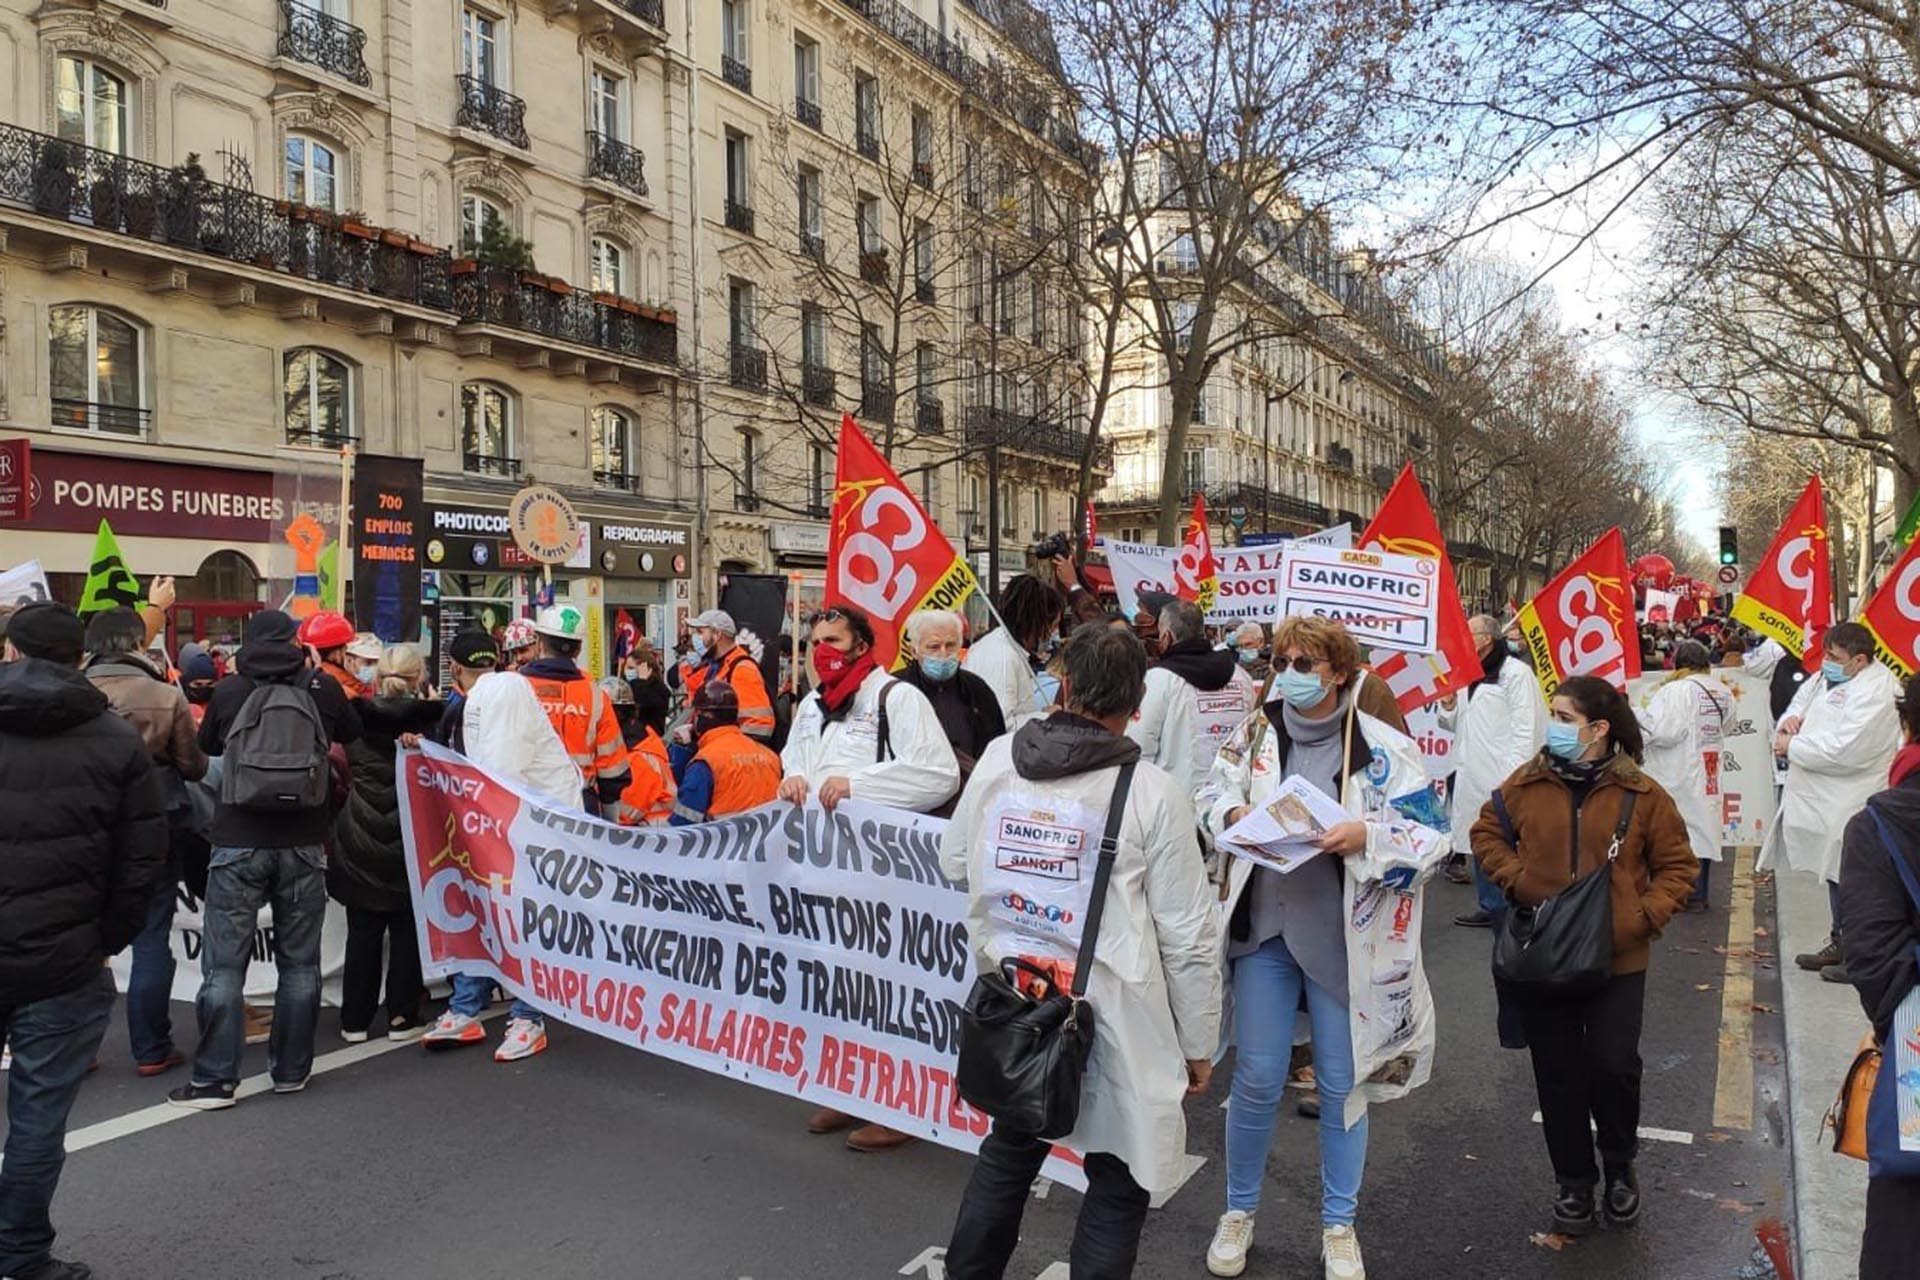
[1471,855,1505,917]
[126,857,180,1065]
[190,845,327,1088]
[448,973,533,1023]
[1226,933,1369,1225]
[0,970,114,1276]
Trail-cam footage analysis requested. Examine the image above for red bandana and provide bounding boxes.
[814,644,878,716]
[1891,742,1920,788]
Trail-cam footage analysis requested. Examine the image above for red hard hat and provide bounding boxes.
[296,611,355,650]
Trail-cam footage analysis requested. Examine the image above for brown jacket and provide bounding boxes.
[86,654,208,781]
[1469,752,1698,975]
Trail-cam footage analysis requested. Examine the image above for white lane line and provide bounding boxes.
[1032,1265,1070,1280]
[1149,1153,1208,1209]
[1528,1111,1694,1146]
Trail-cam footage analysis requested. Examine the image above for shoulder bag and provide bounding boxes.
[955,761,1137,1139]
[1490,786,1636,997]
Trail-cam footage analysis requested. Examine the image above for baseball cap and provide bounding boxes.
[690,609,737,635]
[448,630,499,670]
[6,601,85,664]
[345,632,385,662]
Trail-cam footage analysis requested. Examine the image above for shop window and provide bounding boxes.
[461,381,517,477]
[593,406,636,490]
[49,305,147,435]
[55,56,129,155]
[284,348,354,447]
[285,134,341,211]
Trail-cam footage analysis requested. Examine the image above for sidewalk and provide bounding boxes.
[1776,869,1867,1280]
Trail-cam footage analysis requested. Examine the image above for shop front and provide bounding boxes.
[768,520,829,622]
[592,516,694,663]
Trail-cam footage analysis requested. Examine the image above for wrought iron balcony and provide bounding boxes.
[1407,430,1427,452]
[860,381,896,423]
[286,425,360,449]
[796,98,823,130]
[856,129,881,161]
[596,469,639,491]
[449,266,677,365]
[806,502,830,519]
[722,55,752,93]
[799,229,825,261]
[963,405,1103,465]
[731,343,768,390]
[586,131,648,197]
[1326,442,1354,472]
[804,365,836,406]
[277,0,372,87]
[915,276,936,304]
[916,398,944,432]
[859,249,888,285]
[735,489,761,513]
[724,199,755,234]
[464,450,521,478]
[456,75,529,148]
[612,0,665,30]
[52,399,151,437]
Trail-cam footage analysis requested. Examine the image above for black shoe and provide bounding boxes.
[166,1080,236,1111]
[1453,910,1495,929]
[1821,963,1851,984]
[1552,1184,1598,1236]
[1795,938,1841,971]
[1602,1166,1640,1226]
[7,1257,94,1280]
[1297,1093,1322,1119]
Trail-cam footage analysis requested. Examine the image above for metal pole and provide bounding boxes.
[1262,393,1271,534]
[335,444,354,615]
[987,439,1002,593]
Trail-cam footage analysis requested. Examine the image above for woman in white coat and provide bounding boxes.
[940,623,1222,1279]
[962,575,1064,732]
[1638,640,1732,910]
[1200,617,1447,1280]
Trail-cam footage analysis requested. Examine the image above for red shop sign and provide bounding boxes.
[24,450,282,541]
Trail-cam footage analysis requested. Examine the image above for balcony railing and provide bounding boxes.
[730,343,768,390]
[277,0,372,87]
[596,469,639,491]
[456,75,530,148]
[799,229,825,261]
[1407,431,1427,452]
[806,501,830,519]
[1326,443,1354,472]
[796,98,823,130]
[1099,480,1328,526]
[964,405,1104,465]
[611,0,666,29]
[721,55,752,93]
[859,249,889,285]
[736,490,761,512]
[586,131,649,197]
[916,398,944,432]
[912,159,933,188]
[52,399,151,437]
[287,426,360,450]
[724,199,755,234]
[856,129,881,161]
[464,450,521,478]
[915,276,936,303]
[449,266,677,365]
[860,381,896,423]
[804,365,836,406]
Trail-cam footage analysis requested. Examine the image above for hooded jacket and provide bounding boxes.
[0,658,168,1005]
[1128,639,1256,795]
[940,714,1222,1193]
[331,695,446,913]
[87,651,209,798]
[1839,774,1920,1043]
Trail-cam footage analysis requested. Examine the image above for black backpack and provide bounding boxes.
[219,681,331,811]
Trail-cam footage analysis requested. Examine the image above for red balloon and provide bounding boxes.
[1631,553,1676,589]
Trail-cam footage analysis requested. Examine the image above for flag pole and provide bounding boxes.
[335,444,354,615]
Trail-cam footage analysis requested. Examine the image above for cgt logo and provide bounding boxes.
[1001,893,1073,925]
[1555,572,1630,686]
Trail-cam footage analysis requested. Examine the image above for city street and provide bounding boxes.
[25,867,1787,1280]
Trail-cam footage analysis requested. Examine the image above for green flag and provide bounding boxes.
[77,518,141,614]
[1896,490,1920,550]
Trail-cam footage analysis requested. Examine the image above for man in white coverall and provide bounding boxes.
[1128,600,1257,795]
[1446,614,1547,929]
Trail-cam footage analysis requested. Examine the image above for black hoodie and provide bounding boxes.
[0,657,167,1004]
[1010,711,1142,781]
[1839,773,1920,1041]
[1155,637,1239,693]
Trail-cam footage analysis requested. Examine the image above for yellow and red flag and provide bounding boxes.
[823,414,977,669]
[1358,464,1481,713]
[1173,493,1219,614]
[1861,534,1920,677]
[1515,527,1640,697]
[1730,475,1832,670]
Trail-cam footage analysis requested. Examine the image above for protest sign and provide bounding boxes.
[77,518,141,614]
[1640,589,1680,625]
[1273,542,1441,653]
[1403,702,1454,822]
[1102,524,1351,624]
[0,559,52,608]
[352,454,424,643]
[109,885,349,1005]
[1627,668,1774,848]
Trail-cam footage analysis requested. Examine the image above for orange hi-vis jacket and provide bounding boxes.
[684,647,776,741]
[522,670,629,790]
[619,729,677,825]
[676,724,782,822]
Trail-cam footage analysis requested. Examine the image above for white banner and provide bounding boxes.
[1275,543,1441,654]
[0,559,52,608]
[1102,523,1352,625]
[109,885,351,1005]
[396,741,1092,1185]
[1640,589,1680,625]
[1626,669,1776,848]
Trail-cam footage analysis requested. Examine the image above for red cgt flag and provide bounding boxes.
[1861,534,1920,677]
[1358,465,1481,713]
[824,414,977,670]
[1515,527,1641,696]
[1731,475,1832,670]
[1173,493,1219,613]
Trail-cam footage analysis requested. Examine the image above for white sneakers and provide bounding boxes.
[1322,1225,1365,1280]
[493,1017,548,1062]
[1206,1211,1254,1277]
[1207,1214,1364,1280]
[420,1011,487,1049]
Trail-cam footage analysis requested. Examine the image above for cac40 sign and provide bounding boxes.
[1275,542,1440,653]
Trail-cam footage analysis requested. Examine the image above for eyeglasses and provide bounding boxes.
[1277,654,1328,674]
[805,607,848,628]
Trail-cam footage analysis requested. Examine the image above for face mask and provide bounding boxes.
[1822,658,1852,685]
[1275,668,1327,710]
[356,664,378,685]
[919,654,961,682]
[1545,720,1586,761]
[812,642,852,684]
[1508,639,1526,658]
[1035,671,1062,707]
[185,681,214,705]
[689,634,709,659]
[1237,647,1261,665]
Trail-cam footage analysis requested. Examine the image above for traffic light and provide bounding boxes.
[1718,525,1738,566]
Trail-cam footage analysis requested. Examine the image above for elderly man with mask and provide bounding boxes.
[1446,613,1548,930]
[895,610,1006,815]
[1233,622,1272,682]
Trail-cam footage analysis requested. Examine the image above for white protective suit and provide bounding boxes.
[781,666,961,812]
[1759,662,1902,883]
[940,735,1223,1194]
[1201,674,1449,1128]
[460,671,583,808]
[964,626,1046,732]
[1638,671,1733,864]
[1443,650,1546,855]
[1127,662,1258,796]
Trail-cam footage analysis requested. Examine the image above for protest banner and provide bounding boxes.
[1274,542,1441,654]
[1640,589,1680,625]
[109,885,350,1005]
[1731,474,1831,668]
[351,454,424,644]
[1102,524,1350,624]
[1359,465,1480,715]
[397,740,1090,1184]
[1514,527,1641,697]
[1627,668,1775,848]
[825,414,976,669]
[1861,532,1920,677]
[0,559,52,608]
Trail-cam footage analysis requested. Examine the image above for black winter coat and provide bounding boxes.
[330,696,444,914]
[1839,773,1920,1043]
[0,658,168,1005]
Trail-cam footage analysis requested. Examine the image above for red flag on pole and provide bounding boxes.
[1861,533,1920,677]
[611,608,638,664]
[1357,465,1481,713]
[1730,475,1832,671]
[1173,492,1219,614]
[1514,527,1641,696]
[823,414,977,670]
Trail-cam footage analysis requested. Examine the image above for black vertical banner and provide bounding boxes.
[352,454,424,644]
[718,572,788,695]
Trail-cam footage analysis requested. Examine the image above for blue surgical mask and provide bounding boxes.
[919,655,960,682]
[1544,720,1586,760]
[689,634,709,659]
[356,664,378,685]
[1237,647,1261,666]
[1822,658,1851,685]
[1275,668,1327,709]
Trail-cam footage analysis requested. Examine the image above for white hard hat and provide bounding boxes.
[533,604,588,641]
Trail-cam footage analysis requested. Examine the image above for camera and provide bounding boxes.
[1029,531,1073,561]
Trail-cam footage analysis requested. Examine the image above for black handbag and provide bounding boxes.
[955,762,1136,1139]
[1490,787,1637,997]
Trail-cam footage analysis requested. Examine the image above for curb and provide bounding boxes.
[1775,869,1867,1280]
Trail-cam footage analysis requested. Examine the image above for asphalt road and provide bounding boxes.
[14,866,1789,1280]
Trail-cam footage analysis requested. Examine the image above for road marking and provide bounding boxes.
[898,1248,1065,1280]
[1712,844,1757,1130]
[1528,1112,1694,1145]
[1150,1152,1208,1208]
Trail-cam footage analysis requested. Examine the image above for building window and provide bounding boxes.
[914,220,934,290]
[856,194,882,254]
[854,73,880,156]
[49,305,144,435]
[460,192,507,254]
[963,141,980,206]
[793,37,820,120]
[283,348,353,446]
[592,406,634,488]
[55,57,128,155]
[590,69,625,140]
[590,236,626,294]
[284,134,340,211]
[729,279,755,347]
[915,342,936,398]
[968,250,984,323]
[911,107,933,183]
[461,8,501,86]
[999,482,1016,535]
[797,164,823,252]
[802,304,827,370]
[737,429,759,510]
[861,324,887,387]
[808,442,828,516]
[461,382,516,476]
[1031,488,1045,537]
[725,129,751,210]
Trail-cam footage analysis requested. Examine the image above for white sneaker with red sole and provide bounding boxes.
[421,1011,487,1049]
[494,1018,548,1062]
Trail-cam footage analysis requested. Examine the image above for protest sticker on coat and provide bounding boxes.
[397,741,1091,1185]
[1275,542,1440,653]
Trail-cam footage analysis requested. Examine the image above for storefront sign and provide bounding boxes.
[430,503,588,573]
[21,450,326,540]
[352,454,425,644]
[0,440,30,524]
[593,520,694,578]
[769,520,830,556]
